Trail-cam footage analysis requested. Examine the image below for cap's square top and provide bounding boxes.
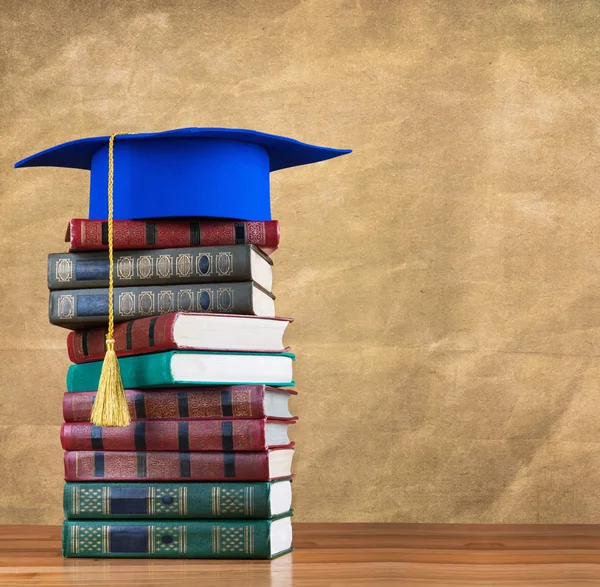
[15,127,351,221]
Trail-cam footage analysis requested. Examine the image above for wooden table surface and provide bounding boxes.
[3,523,600,586]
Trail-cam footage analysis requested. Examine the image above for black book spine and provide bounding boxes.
[47,245,269,290]
[49,282,261,328]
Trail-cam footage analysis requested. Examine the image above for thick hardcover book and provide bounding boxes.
[67,218,280,255]
[66,351,295,392]
[48,244,272,290]
[64,479,293,519]
[62,515,293,558]
[49,282,275,329]
[60,419,295,452]
[64,448,295,481]
[67,313,292,363]
[63,386,296,422]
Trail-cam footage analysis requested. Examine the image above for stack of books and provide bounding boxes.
[49,218,297,559]
[17,126,349,560]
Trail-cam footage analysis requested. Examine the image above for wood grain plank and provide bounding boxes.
[1,524,600,585]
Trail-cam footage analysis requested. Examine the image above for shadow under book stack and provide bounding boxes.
[49,218,297,559]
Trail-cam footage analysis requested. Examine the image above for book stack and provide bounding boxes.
[51,220,297,558]
[17,127,349,559]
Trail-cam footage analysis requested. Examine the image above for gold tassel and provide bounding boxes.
[90,339,130,426]
[90,133,131,427]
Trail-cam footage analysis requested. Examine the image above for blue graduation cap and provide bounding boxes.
[14,127,351,221]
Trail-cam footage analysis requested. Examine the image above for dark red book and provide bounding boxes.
[67,218,280,254]
[63,387,296,422]
[64,448,294,481]
[60,419,295,452]
[67,313,292,363]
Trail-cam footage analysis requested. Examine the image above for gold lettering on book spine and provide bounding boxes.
[56,258,72,282]
[212,525,254,555]
[232,388,253,418]
[158,290,174,313]
[116,256,134,279]
[148,486,155,515]
[118,292,135,316]
[177,289,194,311]
[71,525,103,554]
[217,287,234,311]
[176,253,193,277]
[151,525,183,553]
[138,291,154,315]
[197,253,213,276]
[216,252,233,276]
[156,255,172,278]
[103,487,109,515]
[137,256,153,279]
[57,294,75,319]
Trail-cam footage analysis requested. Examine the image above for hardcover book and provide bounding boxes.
[63,515,293,559]
[66,351,295,392]
[66,218,280,255]
[64,479,292,519]
[60,419,295,452]
[49,282,275,328]
[67,313,292,363]
[64,448,295,481]
[48,244,273,291]
[63,386,296,422]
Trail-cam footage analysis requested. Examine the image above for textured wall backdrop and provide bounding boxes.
[2,0,600,524]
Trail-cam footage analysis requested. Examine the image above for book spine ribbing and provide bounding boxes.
[50,282,259,328]
[63,481,277,519]
[48,245,259,290]
[62,518,288,558]
[63,387,268,422]
[63,450,275,481]
[68,219,280,254]
[60,420,278,452]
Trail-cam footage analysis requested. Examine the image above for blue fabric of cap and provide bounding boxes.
[15,127,351,221]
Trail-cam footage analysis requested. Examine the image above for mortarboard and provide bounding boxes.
[14,127,351,221]
[16,127,350,427]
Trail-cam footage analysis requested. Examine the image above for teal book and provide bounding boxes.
[66,351,295,392]
[64,480,293,519]
[62,515,293,559]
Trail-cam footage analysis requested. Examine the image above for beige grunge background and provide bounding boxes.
[2,0,600,524]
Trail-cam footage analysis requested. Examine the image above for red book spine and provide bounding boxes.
[63,450,280,481]
[67,314,177,363]
[60,420,293,451]
[68,219,280,254]
[63,387,274,422]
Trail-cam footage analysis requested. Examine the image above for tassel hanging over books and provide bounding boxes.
[90,133,131,428]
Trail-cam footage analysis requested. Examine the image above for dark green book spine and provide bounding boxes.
[48,245,268,289]
[49,281,268,328]
[64,481,280,519]
[62,517,292,559]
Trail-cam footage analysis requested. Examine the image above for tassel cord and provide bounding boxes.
[90,132,132,427]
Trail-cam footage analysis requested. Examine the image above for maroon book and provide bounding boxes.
[63,387,296,422]
[67,313,292,363]
[67,218,280,254]
[60,419,295,452]
[64,448,294,481]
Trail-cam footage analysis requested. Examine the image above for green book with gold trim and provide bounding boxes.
[62,515,293,559]
[64,480,292,519]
